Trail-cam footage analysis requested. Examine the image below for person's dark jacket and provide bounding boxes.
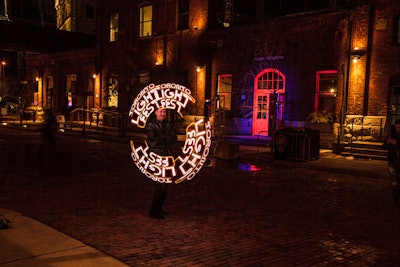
[145,118,177,156]
[384,125,400,167]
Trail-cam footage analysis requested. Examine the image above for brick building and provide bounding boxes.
[0,0,94,110]
[24,0,400,147]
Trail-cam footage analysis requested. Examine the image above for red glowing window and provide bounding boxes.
[256,69,285,91]
[315,70,338,113]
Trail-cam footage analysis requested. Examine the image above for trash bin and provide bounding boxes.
[274,128,319,161]
[304,128,320,160]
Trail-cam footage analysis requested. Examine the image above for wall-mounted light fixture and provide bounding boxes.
[196,66,202,72]
[351,47,365,63]
[352,55,360,63]
[193,25,198,30]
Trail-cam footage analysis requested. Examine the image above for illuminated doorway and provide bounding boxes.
[252,68,285,136]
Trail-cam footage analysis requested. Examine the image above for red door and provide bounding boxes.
[252,68,285,136]
[253,93,269,136]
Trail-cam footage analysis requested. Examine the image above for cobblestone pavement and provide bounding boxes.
[1,127,400,266]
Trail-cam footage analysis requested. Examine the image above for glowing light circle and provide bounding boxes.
[129,83,212,184]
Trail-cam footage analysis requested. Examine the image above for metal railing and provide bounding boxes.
[256,131,271,162]
[341,115,386,142]
[273,130,313,161]
[67,108,123,134]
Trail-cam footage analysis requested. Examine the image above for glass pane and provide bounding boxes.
[140,5,152,37]
[142,21,151,36]
[143,5,152,20]
[319,73,337,93]
[398,18,400,44]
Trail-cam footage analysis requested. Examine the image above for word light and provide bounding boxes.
[129,83,212,184]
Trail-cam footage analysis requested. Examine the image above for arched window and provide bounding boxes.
[255,68,285,92]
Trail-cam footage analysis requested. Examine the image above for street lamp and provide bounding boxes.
[1,61,6,80]
[83,74,97,134]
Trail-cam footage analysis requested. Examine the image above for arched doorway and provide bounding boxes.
[252,68,285,136]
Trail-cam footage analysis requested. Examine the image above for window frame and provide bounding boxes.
[217,74,232,110]
[314,70,338,113]
[255,68,285,92]
[86,4,94,19]
[139,4,153,37]
[110,12,119,42]
[177,0,189,31]
[393,15,400,45]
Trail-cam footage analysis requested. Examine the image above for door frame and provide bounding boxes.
[252,68,285,136]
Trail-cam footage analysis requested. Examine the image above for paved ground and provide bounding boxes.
[1,125,400,266]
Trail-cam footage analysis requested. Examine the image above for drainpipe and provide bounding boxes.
[340,9,353,144]
[163,0,168,73]
[362,0,375,116]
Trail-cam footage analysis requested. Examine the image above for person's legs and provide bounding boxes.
[395,168,400,207]
[149,183,168,218]
[389,165,400,207]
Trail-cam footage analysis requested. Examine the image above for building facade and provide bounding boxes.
[24,0,400,147]
[0,0,94,110]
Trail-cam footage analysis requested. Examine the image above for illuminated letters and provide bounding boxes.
[129,83,212,184]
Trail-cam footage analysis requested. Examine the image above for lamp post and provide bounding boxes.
[0,61,5,103]
[0,61,5,80]
[83,74,97,134]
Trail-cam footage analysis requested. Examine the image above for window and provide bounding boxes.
[390,86,400,123]
[139,5,152,37]
[315,70,338,113]
[108,74,118,107]
[394,15,400,45]
[0,0,7,19]
[110,13,119,42]
[66,74,77,107]
[256,70,285,91]
[217,74,232,110]
[256,95,267,119]
[178,0,189,30]
[86,5,94,19]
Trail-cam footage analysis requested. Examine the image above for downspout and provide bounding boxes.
[362,0,375,116]
[163,0,168,73]
[98,1,104,109]
[340,9,353,141]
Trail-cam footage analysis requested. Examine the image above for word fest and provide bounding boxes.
[129,83,212,184]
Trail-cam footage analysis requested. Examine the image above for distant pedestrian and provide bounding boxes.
[39,108,56,157]
[145,107,177,219]
[384,119,400,207]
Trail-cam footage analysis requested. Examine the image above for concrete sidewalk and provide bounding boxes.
[0,209,129,267]
[238,145,388,180]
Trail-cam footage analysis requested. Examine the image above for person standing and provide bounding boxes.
[384,119,400,207]
[38,108,56,158]
[145,107,177,219]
